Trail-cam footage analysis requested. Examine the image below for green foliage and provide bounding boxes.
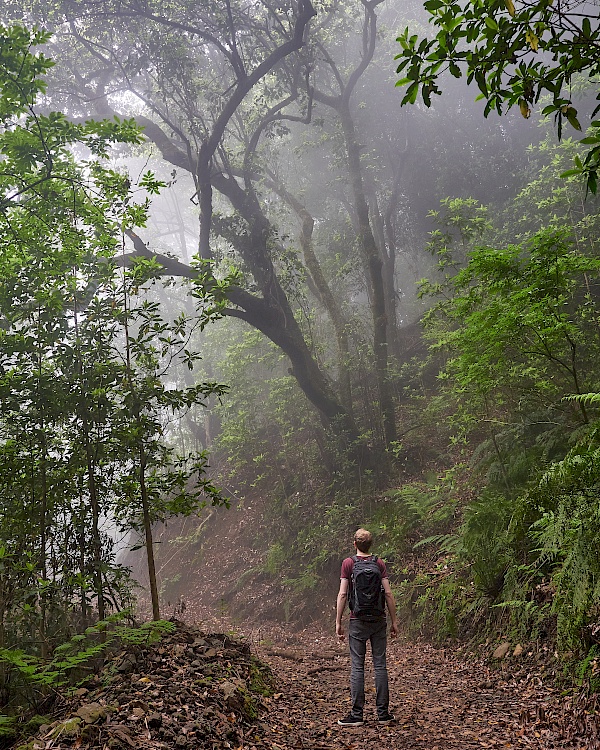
[524,419,600,648]
[0,21,228,678]
[263,543,286,576]
[371,481,457,557]
[419,191,600,482]
[209,321,325,494]
[403,156,600,651]
[0,616,174,689]
[575,645,600,690]
[0,715,16,738]
[395,0,600,192]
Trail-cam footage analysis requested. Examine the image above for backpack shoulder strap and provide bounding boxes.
[372,555,378,562]
[352,555,359,563]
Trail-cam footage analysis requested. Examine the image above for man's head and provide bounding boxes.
[353,528,373,553]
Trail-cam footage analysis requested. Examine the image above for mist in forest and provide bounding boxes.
[1,0,599,691]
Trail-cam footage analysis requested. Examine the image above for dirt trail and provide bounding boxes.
[236,623,596,750]
[128,497,598,748]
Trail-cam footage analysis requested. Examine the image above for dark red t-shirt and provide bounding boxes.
[341,555,388,618]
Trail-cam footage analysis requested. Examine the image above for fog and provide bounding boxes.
[1,0,597,623]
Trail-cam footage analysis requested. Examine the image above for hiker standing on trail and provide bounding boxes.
[335,527,398,727]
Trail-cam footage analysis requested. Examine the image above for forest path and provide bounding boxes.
[240,624,595,750]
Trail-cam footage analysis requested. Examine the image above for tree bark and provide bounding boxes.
[249,171,354,413]
[340,106,397,447]
[311,0,397,447]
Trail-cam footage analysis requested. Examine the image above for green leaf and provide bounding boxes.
[566,107,582,131]
[582,17,591,37]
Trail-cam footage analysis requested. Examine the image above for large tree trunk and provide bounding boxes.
[123,228,364,454]
[339,104,397,447]
[264,174,354,414]
[53,0,372,465]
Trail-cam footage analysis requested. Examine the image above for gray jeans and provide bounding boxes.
[348,617,389,719]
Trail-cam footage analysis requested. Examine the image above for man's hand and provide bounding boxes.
[390,621,399,638]
[336,622,345,642]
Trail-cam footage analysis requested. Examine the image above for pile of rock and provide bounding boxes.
[15,621,272,750]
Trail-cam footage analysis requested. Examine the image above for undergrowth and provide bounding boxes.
[393,410,600,687]
[0,614,175,735]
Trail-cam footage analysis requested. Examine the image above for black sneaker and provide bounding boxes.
[337,714,364,727]
[378,713,395,723]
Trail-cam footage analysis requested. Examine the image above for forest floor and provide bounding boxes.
[210,617,600,750]
[18,616,600,750]
[120,494,600,749]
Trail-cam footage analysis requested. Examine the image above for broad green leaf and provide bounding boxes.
[566,107,582,131]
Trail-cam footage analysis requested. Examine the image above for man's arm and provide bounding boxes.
[336,578,349,640]
[382,578,399,638]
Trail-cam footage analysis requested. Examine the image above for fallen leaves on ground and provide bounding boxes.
[13,620,270,750]
[15,618,600,750]
[244,622,600,750]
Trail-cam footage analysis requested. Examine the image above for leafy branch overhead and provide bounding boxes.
[395,0,600,192]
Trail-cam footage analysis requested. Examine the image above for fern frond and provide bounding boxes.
[563,392,600,405]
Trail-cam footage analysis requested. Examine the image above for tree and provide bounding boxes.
[0,23,227,647]
[36,0,363,442]
[421,197,600,443]
[12,0,420,465]
[395,0,600,192]
[0,22,143,645]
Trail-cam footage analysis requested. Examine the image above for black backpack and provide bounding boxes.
[349,555,385,619]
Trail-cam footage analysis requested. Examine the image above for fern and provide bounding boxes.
[564,392,600,406]
[413,533,459,553]
[524,419,600,648]
[0,617,175,688]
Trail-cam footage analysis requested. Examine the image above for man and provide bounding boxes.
[335,528,398,727]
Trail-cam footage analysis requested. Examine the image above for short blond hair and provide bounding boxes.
[354,528,373,553]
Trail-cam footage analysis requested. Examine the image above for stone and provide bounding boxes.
[147,712,163,728]
[493,642,511,659]
[76,702,107,725]
[220,681,238,700]
[513,644,524,657]
[117,654,137,673]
